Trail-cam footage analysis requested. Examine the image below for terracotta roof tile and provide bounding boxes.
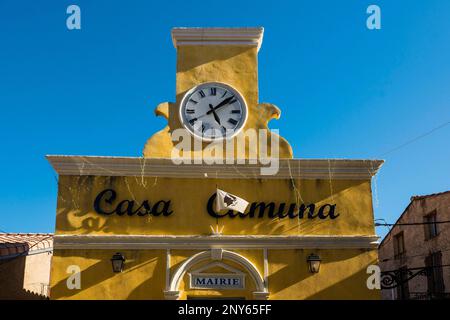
[410,190,450,201]
[0,233,53,257]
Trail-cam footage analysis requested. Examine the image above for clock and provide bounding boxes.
[179,82,248,141]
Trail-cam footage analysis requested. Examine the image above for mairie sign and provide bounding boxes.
[190,273,245,290]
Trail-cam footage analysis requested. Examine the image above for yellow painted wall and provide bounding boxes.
[54,175,375,236]
[268,249,379,299]
[50,174,379,299]
[50,248,379,300]
[50,249,166,299]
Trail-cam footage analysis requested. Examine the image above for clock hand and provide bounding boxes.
[192,95,235,122]
[209,104,221,125]
[206,95,235,115]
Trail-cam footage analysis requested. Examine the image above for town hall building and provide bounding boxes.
[47,27,383,299]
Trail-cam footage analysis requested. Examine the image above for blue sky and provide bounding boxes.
[0,0,449,239]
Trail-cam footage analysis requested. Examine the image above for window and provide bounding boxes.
[424,210,438,240]
[393,232,405,259]
[425,251,445,297]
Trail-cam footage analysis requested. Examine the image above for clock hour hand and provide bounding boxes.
[206,95,235,115]
[209,104,221,125]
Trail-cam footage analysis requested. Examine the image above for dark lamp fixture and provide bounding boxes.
[307,253,321,273]
[111,252,125,273]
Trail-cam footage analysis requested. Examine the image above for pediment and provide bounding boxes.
[190,261,244,275]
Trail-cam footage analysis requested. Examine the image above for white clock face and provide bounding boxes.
[179,82,248,141]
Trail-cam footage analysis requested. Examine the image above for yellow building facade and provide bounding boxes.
[47,28,383,300]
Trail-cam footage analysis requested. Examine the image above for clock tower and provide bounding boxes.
[143,27,293,159]
[47,27,384,300]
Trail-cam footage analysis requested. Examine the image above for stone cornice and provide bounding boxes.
[46,155,383,180]
[171,27,264,51]
[53,235,380,250]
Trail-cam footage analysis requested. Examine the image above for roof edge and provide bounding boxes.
[171,27,264,51]
[45,155,384,180]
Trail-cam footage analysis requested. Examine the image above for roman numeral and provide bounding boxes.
[229,98,237,104]
[210,87,216,96]
[231,110,241,114]
[198,90,206,98]
[189,99,198,104]
[186,109,195,114]
[189,118,197,125]
[228,118,238,125]
[221,90,227,98]
[201,124,205,132]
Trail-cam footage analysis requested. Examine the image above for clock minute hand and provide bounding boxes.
[206,96,234,115]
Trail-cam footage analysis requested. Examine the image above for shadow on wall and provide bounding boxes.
[51,250,165,299]
[50,248,379,300]
[176,46,251,73]
[0,255,48,300]
[268,249,379,300]
[127,254,165,299]
[307,263,380,300]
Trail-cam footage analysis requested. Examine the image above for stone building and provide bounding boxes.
[378,191,450,299]
[0,233,53,299]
